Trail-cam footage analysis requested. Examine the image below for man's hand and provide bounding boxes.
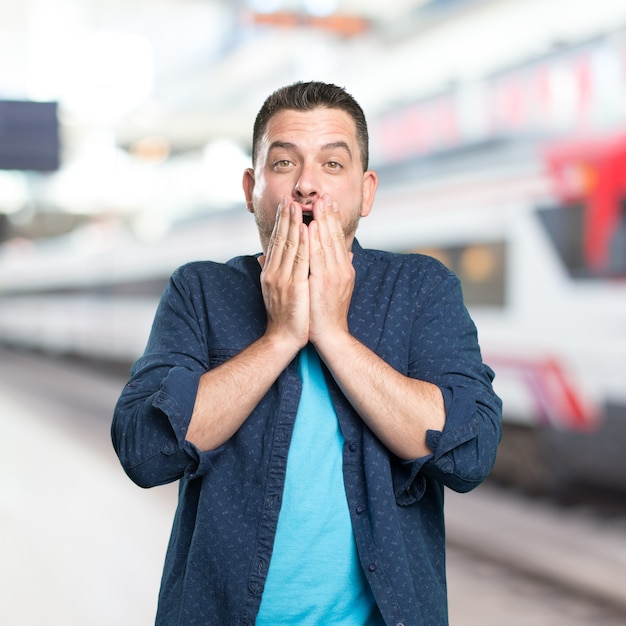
[307,194,355,350]
[259,197,311,352]
[259,193,356,350]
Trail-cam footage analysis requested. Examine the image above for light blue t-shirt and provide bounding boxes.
[256,345,383,626]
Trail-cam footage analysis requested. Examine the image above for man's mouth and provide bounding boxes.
[302,211,313,226]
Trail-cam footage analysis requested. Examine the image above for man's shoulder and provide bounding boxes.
[357,242,453,278]
[167,255,261,294]
[173,254,260,278]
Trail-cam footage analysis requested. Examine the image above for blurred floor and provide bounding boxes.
[0,380,177,626]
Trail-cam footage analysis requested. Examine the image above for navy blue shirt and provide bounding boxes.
[112,240,502,626]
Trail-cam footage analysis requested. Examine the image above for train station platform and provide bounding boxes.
[0,377,177,626]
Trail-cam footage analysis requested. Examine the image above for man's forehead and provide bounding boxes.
[261,108,357,150]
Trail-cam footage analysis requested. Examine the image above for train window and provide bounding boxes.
[407,241,507,307]
[610,200,626,275]
[536,201,626,279]
[536,203,587,276]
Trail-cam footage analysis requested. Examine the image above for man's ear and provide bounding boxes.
[242,168,255,213]
[360,170,378,218]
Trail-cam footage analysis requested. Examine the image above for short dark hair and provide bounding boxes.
[252,81,369,171]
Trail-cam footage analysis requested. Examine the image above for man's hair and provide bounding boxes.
[252,81,369,171]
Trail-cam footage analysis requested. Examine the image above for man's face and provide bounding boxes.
[243,107,377,253]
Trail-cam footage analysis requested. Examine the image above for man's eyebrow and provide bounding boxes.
[321,141,353,159]
[267,140,353,159]
[268,141,297,152]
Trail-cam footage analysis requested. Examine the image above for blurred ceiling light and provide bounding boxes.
[61,31,154,123]
[129,136,171,165]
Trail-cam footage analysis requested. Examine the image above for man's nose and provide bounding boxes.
[294,164,320,201]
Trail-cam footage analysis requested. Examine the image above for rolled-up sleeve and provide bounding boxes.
[111,267,218,488]
[400,268,502,496]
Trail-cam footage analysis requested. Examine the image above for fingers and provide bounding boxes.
[265,197,305,272]
[309,194,349,271]
[262,196,310,297]
[260,199,311,349]
[263,192,350,276]
[294,222,310,280]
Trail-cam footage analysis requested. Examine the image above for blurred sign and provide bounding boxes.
[372,31,626,164]
[246,11,369,36]
[0,100,60,172]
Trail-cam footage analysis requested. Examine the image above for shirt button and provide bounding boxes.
[349,442,358,452]
[368,563,377,572]
[356,505,365,515]
[439,457,454,473]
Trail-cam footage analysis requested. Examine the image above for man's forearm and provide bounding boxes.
[315,331,445,460]
[185,334,300,452]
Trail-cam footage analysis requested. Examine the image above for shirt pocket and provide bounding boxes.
[208,348,240,369]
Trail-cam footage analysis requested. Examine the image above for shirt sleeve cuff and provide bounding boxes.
[152,365,221,478]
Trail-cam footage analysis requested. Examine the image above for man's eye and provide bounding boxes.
[326,161,341,169]
[274,160,291,168]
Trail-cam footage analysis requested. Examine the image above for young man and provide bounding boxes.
[112,81,502,625]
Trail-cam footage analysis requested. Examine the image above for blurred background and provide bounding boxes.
[1,0,626,624]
